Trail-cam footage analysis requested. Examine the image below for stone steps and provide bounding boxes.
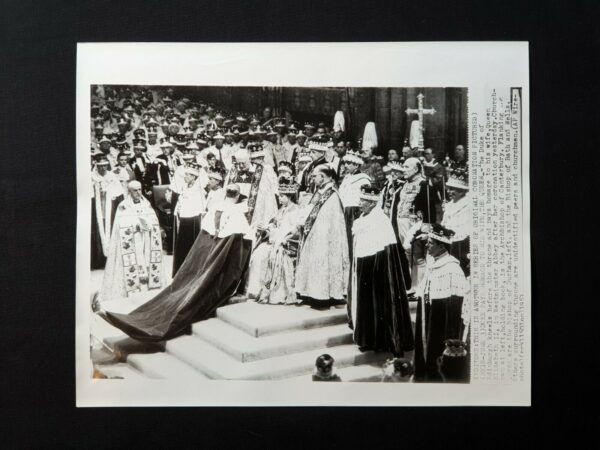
[104,335,165,362]
[94,362,147,380]
[166,335,390,380]
[289,363,386,382]
[216,301,348,337]
[127,352,209,380]
[335,364,386,382]
[192,318,353,362]
[90,299,409,382]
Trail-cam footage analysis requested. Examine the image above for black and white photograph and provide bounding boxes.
[88,84,471,384]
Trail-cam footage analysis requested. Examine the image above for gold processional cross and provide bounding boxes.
[405,93,436,152]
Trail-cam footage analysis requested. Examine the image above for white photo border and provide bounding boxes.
[76,42,530,406]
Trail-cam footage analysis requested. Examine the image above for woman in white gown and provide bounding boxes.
[257,180,301,305]
[246,179,300,303]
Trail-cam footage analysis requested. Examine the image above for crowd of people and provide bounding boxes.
[91,86,471,382]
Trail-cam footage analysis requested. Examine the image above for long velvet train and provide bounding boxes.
[100,232,252,342]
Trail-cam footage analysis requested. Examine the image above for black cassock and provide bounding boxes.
[172,215,202,276]
[349,208,414,356]
[100,232,251,342]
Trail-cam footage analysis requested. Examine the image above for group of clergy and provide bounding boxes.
[91,86,471,382]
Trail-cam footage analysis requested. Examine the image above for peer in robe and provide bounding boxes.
[294,149,312,205]
[441,172,471,276]
[374,161,413,291]
[224,145,278,233]
[171,152,197,196]
[112,152,136,196]
[337,150,372,256]
[97,181,166,303]
[295,165,349,309]
[172,163,206,276]
[447,144,469,177]
[330,140,347,181]
[349,184,414,356]
[91,157,125,269]
[280,128,299,165]
[202,170,224,225]
[359,145,386,189]
[298,139,330,195]
[413,224,470,382]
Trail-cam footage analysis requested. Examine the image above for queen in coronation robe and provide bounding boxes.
[349,185,414,356]
[295,165,349,309]
[413,224,470,382]
[248,179,301,305]
[98,181,167,303]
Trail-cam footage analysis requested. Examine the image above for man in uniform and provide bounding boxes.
[145,128,161,161]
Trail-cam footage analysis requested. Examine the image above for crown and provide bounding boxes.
[184,162,201,177]
[247,143,265,158]
[95,156,110,166]
[278,179,299,195]
[359,184,381,202]
[342,149,364,165]
[446,172,469,190]
[207,170,223,181]
[308,136,331,152]
[428,224,456,244]
[277,161,294,174]
[387,161,403,172]
[297,149,312,162]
